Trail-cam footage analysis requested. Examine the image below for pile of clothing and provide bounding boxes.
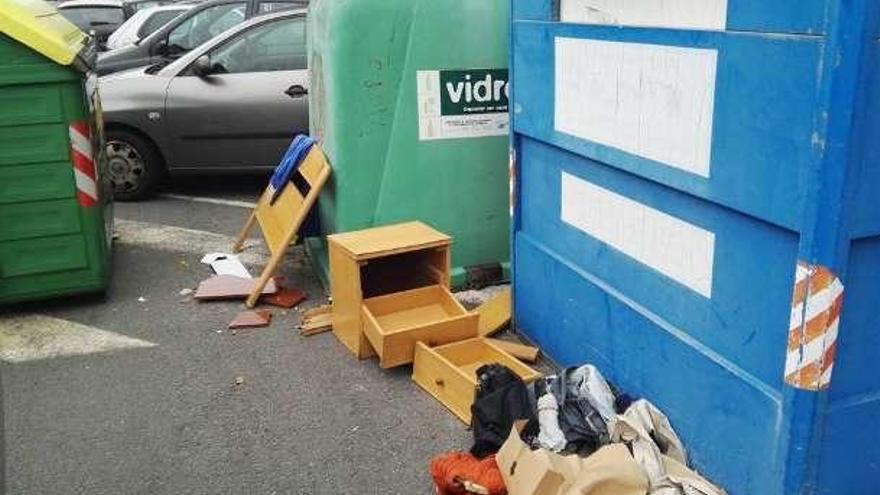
[431,363,726,495]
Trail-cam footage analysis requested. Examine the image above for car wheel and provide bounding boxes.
[105,130,164,201]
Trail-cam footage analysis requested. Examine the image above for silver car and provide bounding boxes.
[99,9,309,200]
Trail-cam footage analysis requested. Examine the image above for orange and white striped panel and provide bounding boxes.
[69,121,99,208]
[785,261,844,391]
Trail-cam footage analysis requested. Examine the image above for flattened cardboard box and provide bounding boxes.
[496,422,647,495]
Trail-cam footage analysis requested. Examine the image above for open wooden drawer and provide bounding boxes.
[361,284,478,368]
[412,338,542,424]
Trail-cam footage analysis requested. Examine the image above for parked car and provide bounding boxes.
[58,0,126,46]
[96,0,306,75]
[58,0,179,47]
[106,3,191,50]
[99,9,309,200]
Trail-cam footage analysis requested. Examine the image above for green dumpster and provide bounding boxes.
[0,0,112,304]
[307,0,511,288]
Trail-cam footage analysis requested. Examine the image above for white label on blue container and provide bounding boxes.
[417,69,510,140]
[561,172,715,297]
[560,0,728,31]
[555,38,718,178]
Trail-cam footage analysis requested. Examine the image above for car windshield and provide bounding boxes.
[59,6,125,29]
[138,8,187,38]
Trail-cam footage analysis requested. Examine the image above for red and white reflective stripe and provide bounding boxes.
[69,121,99,207]
[785,261,844,391]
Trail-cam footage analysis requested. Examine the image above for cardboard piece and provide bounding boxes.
[497,423,648,495]
[201,252,252,278]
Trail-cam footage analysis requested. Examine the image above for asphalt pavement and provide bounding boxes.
[1,176,473,494]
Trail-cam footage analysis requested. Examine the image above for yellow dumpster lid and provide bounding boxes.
[0,0,86,66]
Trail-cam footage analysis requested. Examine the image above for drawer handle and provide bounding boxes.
[435,378,445,387]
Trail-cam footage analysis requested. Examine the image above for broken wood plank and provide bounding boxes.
[474,287,511,337]
[194,275,277,301]
[487,338,539,363]
[261,286,306,309]
[229,310,273,329]
[299,305,333,336]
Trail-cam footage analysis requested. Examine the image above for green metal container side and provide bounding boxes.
[0,34,111,305]
[307,0,511,288]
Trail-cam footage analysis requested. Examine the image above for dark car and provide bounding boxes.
[97,0,306,75]
[57,0,178,47]
[99,9,309,199]
[57,0,127,46]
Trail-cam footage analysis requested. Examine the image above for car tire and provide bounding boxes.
[105,129,165,201]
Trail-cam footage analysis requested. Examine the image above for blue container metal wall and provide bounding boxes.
[510,1,879,494]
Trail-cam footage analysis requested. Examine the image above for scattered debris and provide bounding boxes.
[299,305,333,336]
[486,338,538,363]
[474,287,511,337]
[261,286,306,309]
[179,288,193,296]
[194,275,277,301]
[201,252,251,279]
[228,310,273,329]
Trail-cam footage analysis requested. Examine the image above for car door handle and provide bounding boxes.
[285,85,308,98]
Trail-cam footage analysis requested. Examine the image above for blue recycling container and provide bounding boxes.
[510,1,879,494]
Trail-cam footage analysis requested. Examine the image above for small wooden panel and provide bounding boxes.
[486,338,540,363]
[329,242,374,357]
[412,338,541,424]
[361,285,477,368]
[327,221,451,261]
[475,287,511,337]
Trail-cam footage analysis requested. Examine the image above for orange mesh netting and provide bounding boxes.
[429,452,507,495]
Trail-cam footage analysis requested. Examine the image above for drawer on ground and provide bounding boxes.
[412,338,541,424]
[361,284,477,368]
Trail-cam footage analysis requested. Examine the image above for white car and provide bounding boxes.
[106,4,191,50]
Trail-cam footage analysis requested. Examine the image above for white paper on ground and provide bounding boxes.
[201,252,252,279]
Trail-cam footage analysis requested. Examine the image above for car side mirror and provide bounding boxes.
[192,55,212,77]
[153,38,169,56]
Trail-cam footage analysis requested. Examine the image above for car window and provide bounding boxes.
[167,3,246,52]
[59,7,125,30]
[256,1,295,14]
[138,9,186,38]
[128,0,162,12]
[208,16,306,74]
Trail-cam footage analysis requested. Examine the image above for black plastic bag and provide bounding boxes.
[470,364,537,459]
[551,367,610,456]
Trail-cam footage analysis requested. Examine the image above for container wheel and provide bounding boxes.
[105,129,164,201]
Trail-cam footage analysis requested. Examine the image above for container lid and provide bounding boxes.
[0,0,87,66]
[328,221,451,260]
